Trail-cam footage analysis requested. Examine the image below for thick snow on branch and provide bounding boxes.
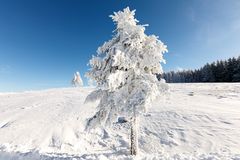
[85,7,168,130]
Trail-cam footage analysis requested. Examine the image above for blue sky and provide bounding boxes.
[0,0,240,92]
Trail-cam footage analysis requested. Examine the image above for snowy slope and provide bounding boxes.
[0,84,240,159]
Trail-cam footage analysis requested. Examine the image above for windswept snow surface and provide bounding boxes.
[0,84,240,159]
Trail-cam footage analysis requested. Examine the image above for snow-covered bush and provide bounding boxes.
[72,71,83,87]
[85,7,168,155]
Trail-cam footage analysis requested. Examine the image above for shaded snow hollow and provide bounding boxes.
[0,84,240,159]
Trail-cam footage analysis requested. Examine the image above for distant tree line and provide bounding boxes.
[158,56,240,83]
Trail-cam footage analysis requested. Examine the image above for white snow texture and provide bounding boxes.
[85,7,168,130]
[0,84,240,159]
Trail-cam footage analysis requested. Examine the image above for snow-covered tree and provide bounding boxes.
[87,78,95,87]
[71,71,83,87]
[85,7,168,155]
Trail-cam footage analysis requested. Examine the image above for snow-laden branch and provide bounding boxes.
[85,7,168,130]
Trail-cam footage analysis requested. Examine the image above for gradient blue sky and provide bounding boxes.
[0,0,240,92]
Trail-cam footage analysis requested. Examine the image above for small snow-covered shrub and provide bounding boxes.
[72,71,83,87]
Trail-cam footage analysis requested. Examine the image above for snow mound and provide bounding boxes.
[0,84,240,159]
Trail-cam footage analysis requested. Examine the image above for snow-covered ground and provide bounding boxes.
[0,83,240,159]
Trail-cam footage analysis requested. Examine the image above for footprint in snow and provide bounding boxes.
[188,92,194,96]
[0,121,13,129]
[220,120,232,125]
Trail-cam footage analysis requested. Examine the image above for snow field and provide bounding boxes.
[0,84,240,159]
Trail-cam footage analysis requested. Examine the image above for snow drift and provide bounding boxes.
[0,84,240,159]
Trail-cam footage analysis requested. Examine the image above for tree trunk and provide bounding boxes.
[130,113,138,155]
